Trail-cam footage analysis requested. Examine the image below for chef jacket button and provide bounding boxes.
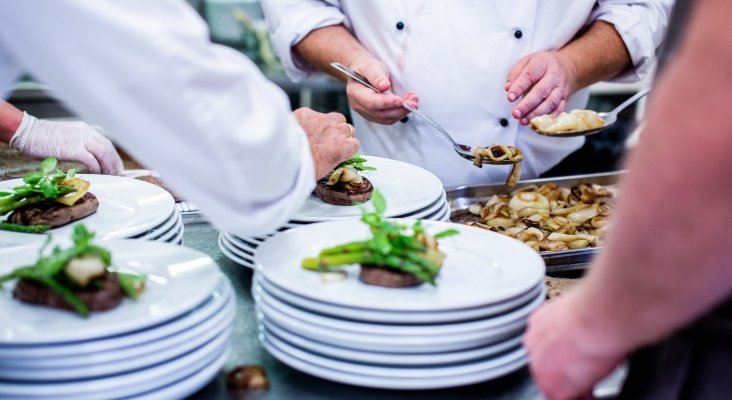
[400,116,409,123]
[514,29,523,39]
[500,118,509,127]
[396,21,405,30]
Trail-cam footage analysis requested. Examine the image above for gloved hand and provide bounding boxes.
[9,112,123,174]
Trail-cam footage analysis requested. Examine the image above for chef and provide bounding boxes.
[0,101,123,174]
[0,1,358,236]
[262,1,672,186]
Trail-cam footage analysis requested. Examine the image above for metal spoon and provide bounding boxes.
[531,87,650,137]
[330,62,519,165]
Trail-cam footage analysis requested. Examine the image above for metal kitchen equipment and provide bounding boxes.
[446,171,623,273]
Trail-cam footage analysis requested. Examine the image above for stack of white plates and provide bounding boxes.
[0,175,182,247]
[0,240,234,400]
[252,219,546,390]
[219,156,449,268]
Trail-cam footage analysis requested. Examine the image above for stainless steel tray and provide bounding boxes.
[446,171,624,273]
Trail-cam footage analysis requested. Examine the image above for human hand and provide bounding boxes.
[9,113,123,174]
[346,56,417,125]
[505,51,578,125]
[293,108,360,180]
[524,290,627,400]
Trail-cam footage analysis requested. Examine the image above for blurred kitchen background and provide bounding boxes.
[5,0,651,177]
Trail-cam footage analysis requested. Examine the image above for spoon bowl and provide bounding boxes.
[331,62,520,165]
[531,88,649,137]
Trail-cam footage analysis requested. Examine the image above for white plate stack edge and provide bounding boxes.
[0,240,234,399]
[252,219,546,390]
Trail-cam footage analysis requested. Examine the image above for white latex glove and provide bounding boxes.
[9,112,123,174]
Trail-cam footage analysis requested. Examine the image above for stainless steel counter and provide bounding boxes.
[181,221,541,400]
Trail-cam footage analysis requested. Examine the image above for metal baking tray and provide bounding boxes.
[446,171,623,273]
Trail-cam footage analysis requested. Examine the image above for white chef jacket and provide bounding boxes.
[263,0,672,187]
[0,1,315,236]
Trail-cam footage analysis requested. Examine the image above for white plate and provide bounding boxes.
[0,335,230,399]
[397,191,447,220]
[226,233,260,251]
[292,156,443,222]
[152,214,183,242]
[133,347,229,400]
[0,283,234,371]
[140,211,178,239]
[0,240,221,344]
[264,331,525,379]
[0,277,231,358]
[218,234,255,269]
[0,320,233,381]
[256,283,542,337]
[258,275,544,324]
[262,320,524,366]
[0,174,175,246]
[221,233,255,258]
[263,336,527,390]
[422,201,450,222]
[167,223,185,246]
[256,219,545,312]
[257,302,528,353]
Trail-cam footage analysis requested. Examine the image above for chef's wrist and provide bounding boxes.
[554,49,580,95]
[0,103,25,143]
[7,112,38,151]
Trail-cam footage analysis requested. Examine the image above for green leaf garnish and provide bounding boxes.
[0,157,78,216]
[303,189,459,285]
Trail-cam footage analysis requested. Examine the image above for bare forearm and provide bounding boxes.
[294,25,374,81]
[559,21,632,92]
[0,101,23,143]
[577,0,732,353]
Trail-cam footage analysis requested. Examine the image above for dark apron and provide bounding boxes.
[619,299,732,399]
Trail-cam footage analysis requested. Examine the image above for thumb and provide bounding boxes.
[360,61,391,92]
[72,149,102,174]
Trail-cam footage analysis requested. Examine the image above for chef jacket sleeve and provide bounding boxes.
[0,0,315,237]
[590,0,675,82]
[261,0,345,82]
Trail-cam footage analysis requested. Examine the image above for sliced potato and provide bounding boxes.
[54,178,90,206]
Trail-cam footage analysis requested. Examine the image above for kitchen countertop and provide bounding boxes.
[181,221,542,400]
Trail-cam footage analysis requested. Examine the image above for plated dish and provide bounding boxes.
[0,173,175,246]
[0,224,145,316]
[302,191,457,288]
[0,157,95,234]
[314,154,375,206]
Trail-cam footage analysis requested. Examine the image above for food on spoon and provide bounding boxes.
[530,109,604,134]
[458,183,616,252]
[0,224,146,316]
[0,157,97,233]
[302,190,458,288]
[472,145,523,187]
[314,154,375,206]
